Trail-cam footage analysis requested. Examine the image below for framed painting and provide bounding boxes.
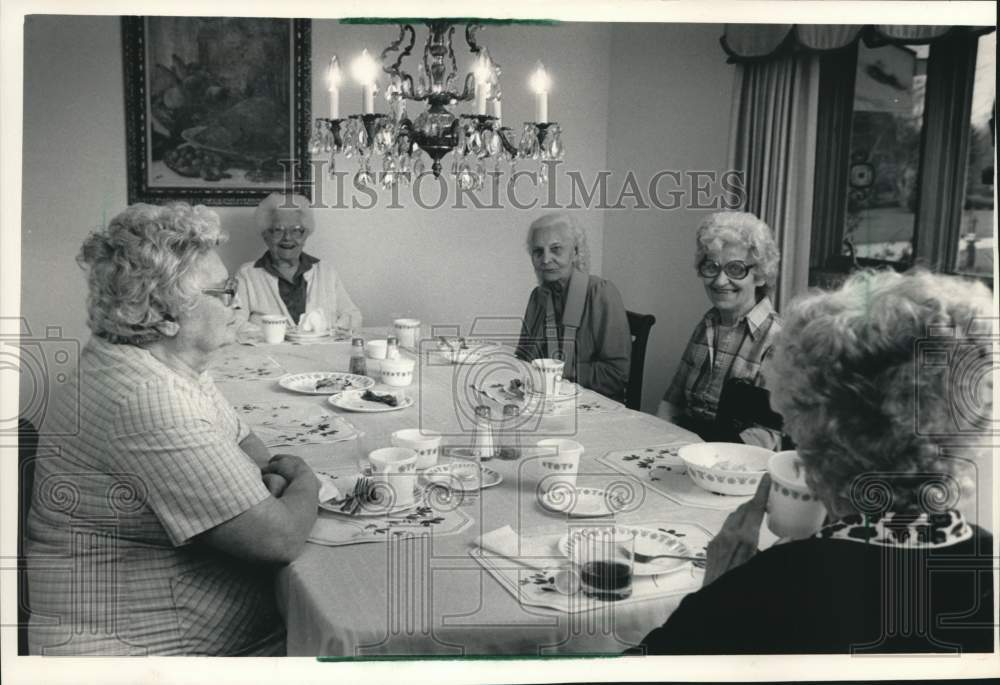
[122,16,312,205]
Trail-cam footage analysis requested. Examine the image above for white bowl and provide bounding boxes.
[380,357,415,386]
[678,442,771,496]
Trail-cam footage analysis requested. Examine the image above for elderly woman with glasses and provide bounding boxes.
[25,203,319,655]
[236,192,362,332]
[635,269,994,653]
[656,212,782,447]
[516,213,631,401]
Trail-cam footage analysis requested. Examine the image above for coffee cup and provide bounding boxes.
[531,358,565,396]
[766,451,827,539]
[260,314,288,344]
[394,318,421,350]
[368,447,418,507]
[391,428,442,469]
[536,438,583,495]
[366,339,388,360]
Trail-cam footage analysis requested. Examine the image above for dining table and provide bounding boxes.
[213,331,775,657]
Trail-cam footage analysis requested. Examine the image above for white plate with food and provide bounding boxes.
[421,460,503,491]
[525,380,582,402]
[328,388,414,412]
[436,337,502,365]
[539,486,627,517]
[557,525,693,576]
[278,372,374,395]
[318,478,421,517]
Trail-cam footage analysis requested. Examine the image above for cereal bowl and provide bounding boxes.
[678,442,771,496]
[380,357,415,386]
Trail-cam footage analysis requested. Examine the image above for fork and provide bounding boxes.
[624,549,702,564]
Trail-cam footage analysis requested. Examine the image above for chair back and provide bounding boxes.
[18,418,38,655]
[625,311,656,410]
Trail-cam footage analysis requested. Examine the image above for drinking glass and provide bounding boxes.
[578,528,635,601]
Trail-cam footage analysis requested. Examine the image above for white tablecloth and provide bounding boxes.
[214,338,748,656]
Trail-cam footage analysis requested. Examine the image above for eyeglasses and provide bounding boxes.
[202,278,239,307]
[265,225,307,239]
[697,259,755,280]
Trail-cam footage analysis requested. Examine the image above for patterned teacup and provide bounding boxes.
[767,450,827,539]
[390,428,442,469]
[531,358,565,396]
[368,447,418,507]
[260,314,287,344]
[536,438,584,495]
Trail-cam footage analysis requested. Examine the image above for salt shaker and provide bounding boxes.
[471,405,496,461]
[497,404,522,460]
[349,337,367,376]
[385,335,401,360]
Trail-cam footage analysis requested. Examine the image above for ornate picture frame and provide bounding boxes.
[122,16,312,205]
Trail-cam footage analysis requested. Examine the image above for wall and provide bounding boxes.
[20,16,732,415]
[603,24,737,411]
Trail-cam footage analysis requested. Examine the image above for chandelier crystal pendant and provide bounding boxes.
[309,20,565,190]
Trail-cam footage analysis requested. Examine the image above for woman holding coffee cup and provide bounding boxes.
[634,270,994,654]
[516,213,631,402]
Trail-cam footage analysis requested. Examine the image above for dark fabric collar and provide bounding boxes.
[253,251,319,283]
[816,510,972,548]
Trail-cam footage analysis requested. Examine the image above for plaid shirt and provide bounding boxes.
[25,337,283,655]
[664,298,782,423]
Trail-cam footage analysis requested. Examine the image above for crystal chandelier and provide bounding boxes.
[309,20,565,190]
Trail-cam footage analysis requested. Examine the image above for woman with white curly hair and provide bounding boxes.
[657,211,783,447]
[516,213,631,401]
[236,192,362,332]
[25,203,319,655]
[635,269,994,654]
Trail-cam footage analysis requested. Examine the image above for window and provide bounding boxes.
[955,32,995,281]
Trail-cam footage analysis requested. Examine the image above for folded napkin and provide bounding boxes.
[474,525,563,571]
[298,309,329,333]
[316,471,365,505]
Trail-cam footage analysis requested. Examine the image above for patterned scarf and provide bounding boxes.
[816,510,972,548]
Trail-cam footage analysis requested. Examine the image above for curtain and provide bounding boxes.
[721,24,987,61]
[728,53,820,309]
[914,34,979,270]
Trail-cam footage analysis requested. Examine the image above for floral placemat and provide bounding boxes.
[573,388,627,415]
[308,465,476,547]
[233,401,358,447]
[597,444,752,511]
[469,521,709,614]
[208,349,286,382]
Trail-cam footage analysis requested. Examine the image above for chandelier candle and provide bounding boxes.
[327,57,342,119]
[530,62,551,123]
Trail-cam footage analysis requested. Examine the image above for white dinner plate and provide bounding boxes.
[285,328,333,341]
[539,486,626,517]
[278,372,374,395]
[421,461,503,491]
[318,490,420,517]
[557,525,692,576]
[328,389,414,412]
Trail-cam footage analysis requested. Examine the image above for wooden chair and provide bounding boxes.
[18,418,38,655]
[625,311,656,411]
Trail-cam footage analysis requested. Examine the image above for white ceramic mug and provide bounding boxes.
[766,451,827,539]
[391,428,442,469]
[394,318,421,350]
[531,358,565,396]
[260,314,288,344]
[536,438,583,494]
[368,447,418,507]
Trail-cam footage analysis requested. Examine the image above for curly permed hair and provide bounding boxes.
[525,213,591,276]
[695,212,780,297]
[77,203,226,345]
[764,269,994,516]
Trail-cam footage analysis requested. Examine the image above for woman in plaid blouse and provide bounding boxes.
[656,212,782,448]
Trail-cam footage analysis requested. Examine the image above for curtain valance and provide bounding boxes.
[721,24,993,62]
